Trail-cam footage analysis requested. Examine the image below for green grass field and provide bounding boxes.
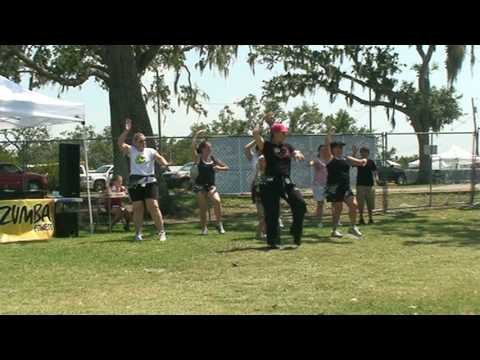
[1,207,479,314]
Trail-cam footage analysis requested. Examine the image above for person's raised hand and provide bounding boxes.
[294,151,305,162]
[125,118,132,132]
[263,112,275,126]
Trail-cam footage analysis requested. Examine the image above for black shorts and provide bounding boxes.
[326,184,354,203]
[128,182,159,202]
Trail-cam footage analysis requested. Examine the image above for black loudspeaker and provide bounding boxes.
[54,212,79,237]
[59,143,80,197]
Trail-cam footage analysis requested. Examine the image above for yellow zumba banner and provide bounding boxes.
[0,199,54,244]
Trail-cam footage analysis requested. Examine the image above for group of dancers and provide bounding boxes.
[115,114,378,249]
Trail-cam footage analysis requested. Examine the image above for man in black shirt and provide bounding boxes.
[353,146,378,225]
[253,122,307,249]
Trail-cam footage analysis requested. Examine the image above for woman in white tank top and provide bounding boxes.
[118,118,171,242]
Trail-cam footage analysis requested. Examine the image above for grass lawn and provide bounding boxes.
[1,207,479,314]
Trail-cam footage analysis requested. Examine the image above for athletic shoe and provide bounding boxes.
[359,218,366,226]
[279,218,285,229]
[331,230,343,238]
[201,228,209,236]
[134,234,143,241]
[268,244,280,250]
[159,231,167,242]
[217,223,226,234]
[349,226,363,237]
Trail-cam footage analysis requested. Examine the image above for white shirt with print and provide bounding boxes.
[129,146,157,176]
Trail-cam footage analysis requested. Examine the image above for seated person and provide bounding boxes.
[104,175,131,231]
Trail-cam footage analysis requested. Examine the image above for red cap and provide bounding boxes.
[271,122,289,133]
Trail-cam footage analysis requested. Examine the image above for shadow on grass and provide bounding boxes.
[216,246,276,253]
[375,210,480,249]
[302,234,354,245]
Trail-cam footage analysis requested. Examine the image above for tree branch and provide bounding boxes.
[182,64,192,88]
[136,45,162,74]
[8,46,109,86]
[416,45,426,60]
[332,88,410,116]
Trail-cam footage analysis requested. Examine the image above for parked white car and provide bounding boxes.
[80,164,114,192]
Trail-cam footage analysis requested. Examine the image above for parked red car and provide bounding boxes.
[0,162,48,196]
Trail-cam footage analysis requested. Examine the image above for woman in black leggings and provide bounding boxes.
[253,122,307,249]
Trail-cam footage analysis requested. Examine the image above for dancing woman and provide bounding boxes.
[118,118,170,241]
[320,127,367,238]
[253,122,307,249]
[191,130,230,235]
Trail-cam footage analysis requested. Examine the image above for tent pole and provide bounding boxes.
[82,123,94,234]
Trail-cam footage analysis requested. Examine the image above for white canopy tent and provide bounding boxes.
[408,145,480,170]
[0,75,94,234]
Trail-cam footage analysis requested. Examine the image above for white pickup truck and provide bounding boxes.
[80,164,114,192]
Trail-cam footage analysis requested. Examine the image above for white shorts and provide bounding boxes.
[312,185,326,202]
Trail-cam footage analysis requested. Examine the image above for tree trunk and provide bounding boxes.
[414,46,434,184]
[416,131,431,184]
[103,45,173,213]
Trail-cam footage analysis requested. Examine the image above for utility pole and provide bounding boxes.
[155,70,162,153]
[369,88,372,132]
[472,98,478,155]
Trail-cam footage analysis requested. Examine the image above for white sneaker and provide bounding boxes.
[159,231,167,242]
[279,218,285,229]
[349,226,363,237]
[217,223,226,234]
[134,234,143,241]
[331,230,343,238]
[201,228,209,236]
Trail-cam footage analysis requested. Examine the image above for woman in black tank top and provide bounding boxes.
[320,127,367,238]
[192,130,230,235]
[196,158,216,189]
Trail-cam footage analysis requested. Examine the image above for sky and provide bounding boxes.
[20,45,480,157]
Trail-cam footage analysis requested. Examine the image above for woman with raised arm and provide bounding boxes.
[320,127,367,238]
[253,121,307,250]
[191,130,229,235]
[244,139,267,240]
[118,118,170,242]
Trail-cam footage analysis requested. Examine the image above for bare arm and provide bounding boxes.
[192,129,206,163]
[252,126,265,152]
[244,140,256,161]
[213,164,230,172]
[118,118,132,155]
[320,127,334,162]
[346,156,368,167]
[154,152,170,167]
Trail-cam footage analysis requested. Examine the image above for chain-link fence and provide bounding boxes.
[0,130,478,229]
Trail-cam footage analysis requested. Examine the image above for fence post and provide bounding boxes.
[382,132,388,214]
[238,138,243,194]
[471,130,478,205]
[429,132,433,207]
